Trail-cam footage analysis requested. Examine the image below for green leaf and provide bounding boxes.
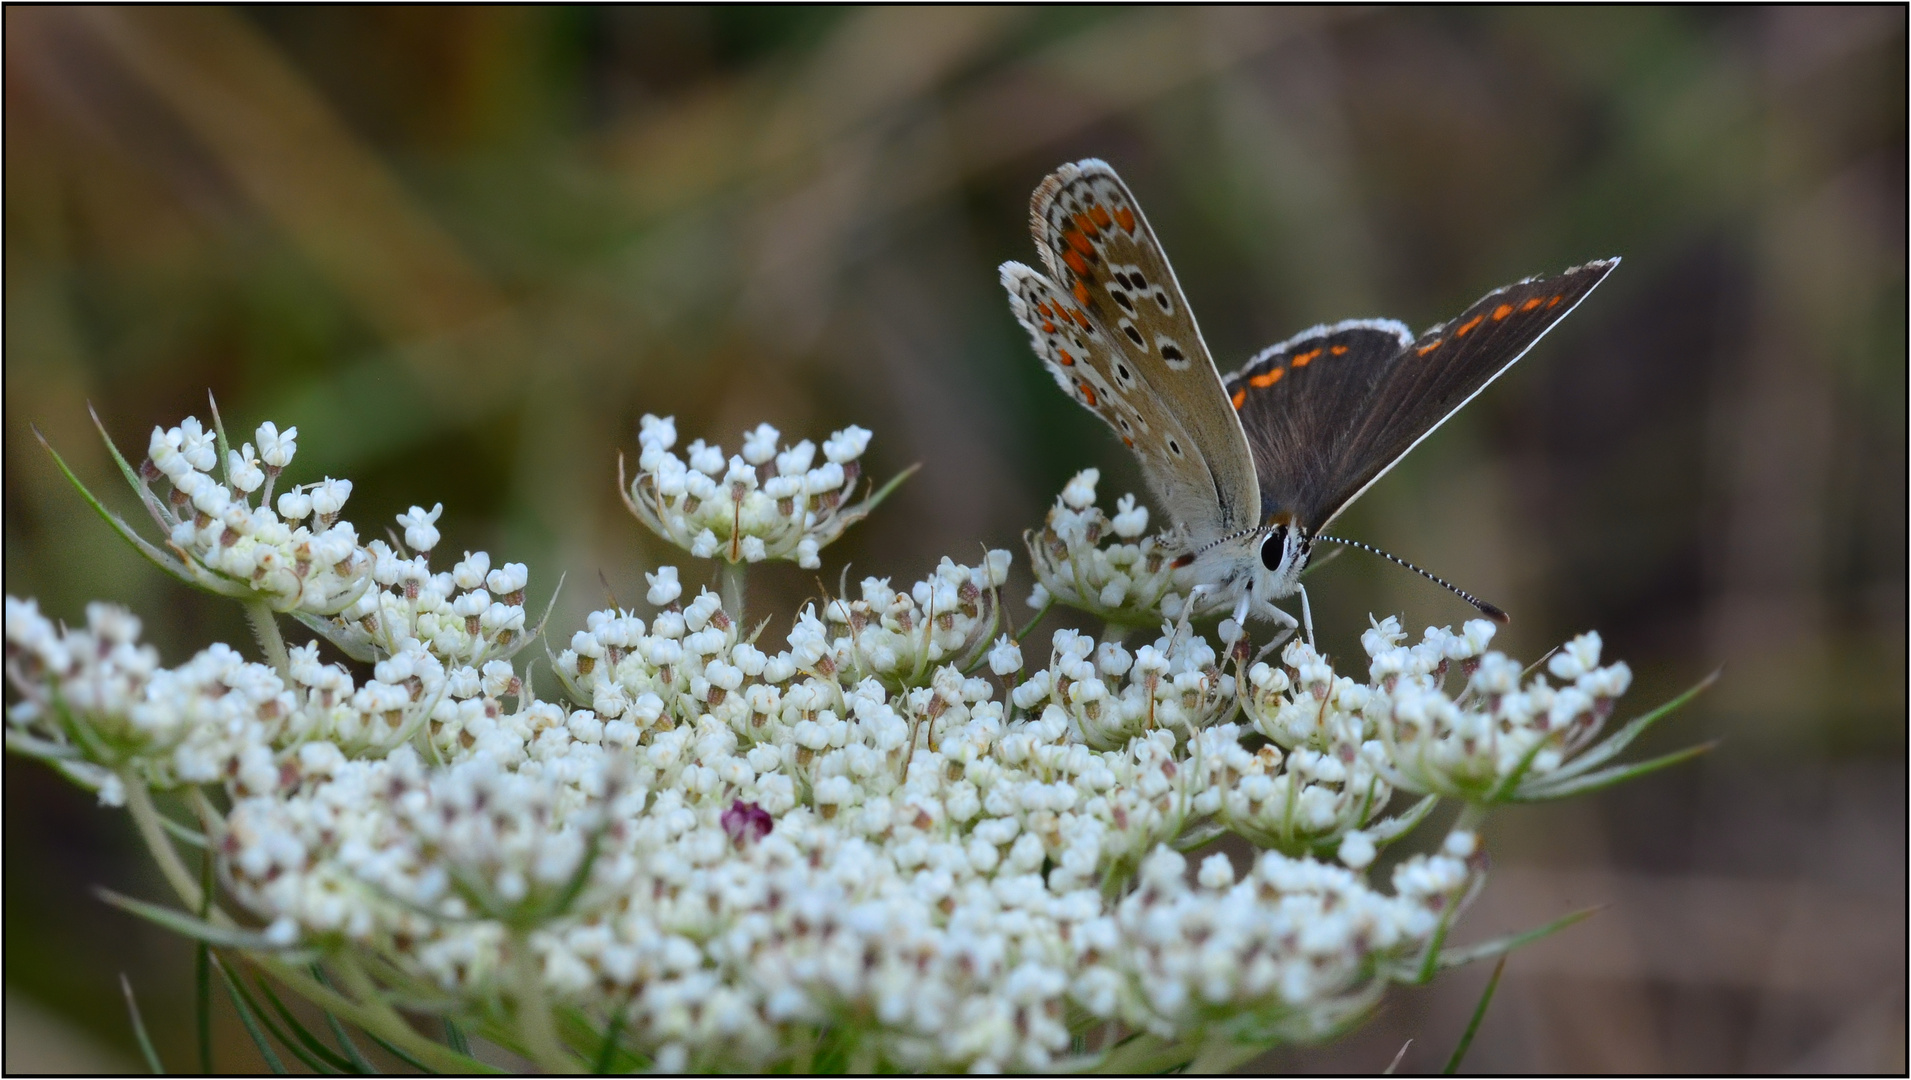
[1514,742,1717,801]
[592,1003,634,1074]
[322,1009,377,1075]
[119,973,165,1074]
[1434,906,1602,972]
[1367,793,1439,845]
[1443,957,1506,1074]
[862,462,922,515]
[96,888,306,954]
[256,973,363,1073]
[1540,671,1720,784]
[444,1018,471,1056]
[36,427,220,594]
[212,955,288,1074]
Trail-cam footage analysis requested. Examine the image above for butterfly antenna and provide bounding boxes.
[1314,535,1509,623]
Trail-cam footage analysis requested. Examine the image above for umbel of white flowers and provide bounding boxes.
[5,410,1708,1074]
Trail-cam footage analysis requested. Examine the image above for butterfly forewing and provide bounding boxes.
[1225,259,1618,533]
[1323,259,1618,529]
[1223,320,1414,531]
[1024,160,1259,538]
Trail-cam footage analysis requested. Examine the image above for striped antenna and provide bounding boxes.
[1314,535,1509,623]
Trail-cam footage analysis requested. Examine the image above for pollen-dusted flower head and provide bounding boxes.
[1025,470,1231,628]
[622,416,895,569]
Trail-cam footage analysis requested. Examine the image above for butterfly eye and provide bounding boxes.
[1259,525,1289,571]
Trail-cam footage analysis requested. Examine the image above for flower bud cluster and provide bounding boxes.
[3,598,289,803]
[1012,625,1234,751]
[813,553,1011,690]
[623,416,879,569]
[141,418,371,615]
[1025,470,1229,627]
[321,542,532,669]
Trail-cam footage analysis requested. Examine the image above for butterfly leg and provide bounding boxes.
[1299,583,1316,647]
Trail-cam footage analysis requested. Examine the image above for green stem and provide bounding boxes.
[124,779,204,913]
[1454,801,1489,836]
[244,600,291,682]
[268,958,491,1073]
[1100,623,1131,646]
[720,561,748,628]
[511,931,572,1071]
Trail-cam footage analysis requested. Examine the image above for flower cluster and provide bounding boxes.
[1025,470,1228,628]
[5,411,1700,1074]
[1012,625,1235,751]
[1238,618,1639,806]
[135,418,371,615]
[622,416,888,569]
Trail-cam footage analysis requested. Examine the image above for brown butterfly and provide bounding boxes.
[1001,159,1616,637]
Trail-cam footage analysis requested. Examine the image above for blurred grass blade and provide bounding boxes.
[211,954,288,1074]
[120,973,165,1074]
[1384,1038,1412,1074]
[324,1008,377,1074]
[197,853,215,1074]
[444,1018,471,1055]
[592,1006,630,1074]
[1442,957,1506,1074]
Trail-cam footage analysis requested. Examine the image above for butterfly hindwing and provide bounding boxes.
[1024,159,1259,538]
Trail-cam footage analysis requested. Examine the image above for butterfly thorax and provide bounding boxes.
[1183,520,1311,625]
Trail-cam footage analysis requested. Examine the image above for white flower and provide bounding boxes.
[625,419,894,568]
[398,504,444,554]
[987,635,1023,677]
[646,566,683,607]
[255,422,298,469]
[1025,471,1230,628]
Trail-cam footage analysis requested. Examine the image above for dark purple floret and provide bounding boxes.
[722,799,773,847]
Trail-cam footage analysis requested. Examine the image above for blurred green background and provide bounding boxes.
[5,6,1903,1073]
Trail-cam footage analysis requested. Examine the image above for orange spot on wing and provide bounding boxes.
[1292,348,1322,367]
[1455,315,1485,337]
[1063,248,1090,276]
[1078,382,1097,406]
[1072,281,1091,305]
[1089,204,1113,229]
[1041,320,1056,333]
[1065,230,1094,255]
[1122,435,1134,447]
[1036,302,1053,318]
[1330,344,1348,356]
[1416,340,1442,356]
[1072,310,1091,330]
[1057,349,1075,367]
[1546,294,1563,308]
[1231,388,1247,410]
[1493,304,1514,320]
[1073,212,1100,238]
[1249,367,1284,388]
[1519,297,1542,312]
[1114,207,1136,232]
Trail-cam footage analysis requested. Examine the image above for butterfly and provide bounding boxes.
[1000,158,1616,638]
